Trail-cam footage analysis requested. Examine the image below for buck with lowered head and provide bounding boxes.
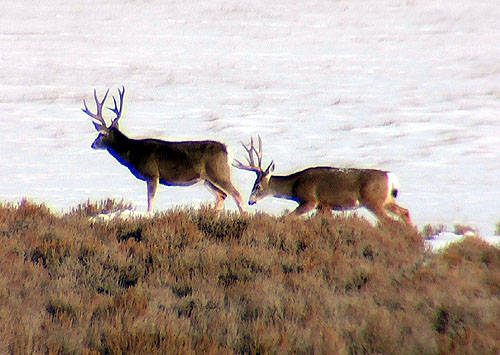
[233,136,411,226]
[82,87,246,213]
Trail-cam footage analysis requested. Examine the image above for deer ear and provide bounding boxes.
[93,121,106,132]
[265,161,275,174]
[110,118,119,129]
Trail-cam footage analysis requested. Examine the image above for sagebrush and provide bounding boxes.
[1,200,499,354]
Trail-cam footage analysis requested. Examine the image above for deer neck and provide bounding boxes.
[268,175,295,200]
[106,129,135,164]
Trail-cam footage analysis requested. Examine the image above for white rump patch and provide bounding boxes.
[386,172,400,202]
[226,145,234,166]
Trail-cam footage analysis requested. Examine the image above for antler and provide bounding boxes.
[82,88,109,126]
[108,86,125,127]
[233,135,268,174]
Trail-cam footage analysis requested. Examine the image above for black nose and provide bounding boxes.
[248,201,256,205]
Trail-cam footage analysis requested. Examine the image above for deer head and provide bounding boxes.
[82,87,125,150]
[233,136,275,205]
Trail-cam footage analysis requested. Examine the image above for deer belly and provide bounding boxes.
[319,187,360,210]
[158,168,202,186]
[322,190,360,210]
[160,176,201,187]
[331,199,360,210]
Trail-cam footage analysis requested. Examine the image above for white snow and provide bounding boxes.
[425,232,500,252]
[424,232,468,252]
[0,0,499,246]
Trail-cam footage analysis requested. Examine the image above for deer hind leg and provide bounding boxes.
[292,201,316,216]
[205,157,247,214]
[205,181,228,212]
[207,178,246,214]
[146,177,159,213]
[226,185,246,214]
[368,206,396,226]
[316,205,333,217]
[367,202,412,227]
[385,202,412,226]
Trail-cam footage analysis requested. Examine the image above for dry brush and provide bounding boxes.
[0,199,499,354]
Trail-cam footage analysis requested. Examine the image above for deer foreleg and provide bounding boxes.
[147,177,159,213]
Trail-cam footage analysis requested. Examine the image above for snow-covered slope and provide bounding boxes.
[0,0,498,237]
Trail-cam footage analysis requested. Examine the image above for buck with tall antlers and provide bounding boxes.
[82,87,246,213]
[234,136,411,225]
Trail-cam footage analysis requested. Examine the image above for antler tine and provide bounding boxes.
[232,157,256,172]
[245,138,256,166]
[232,136,265,173]
[255,135,263,168]
[94,88,109,116]
[245,136,263,167]
[108,86,125,124]
[232,141,256,171]
[82,88,109,126]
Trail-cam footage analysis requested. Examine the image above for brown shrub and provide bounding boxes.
[421,223,447,239]
[67,198,133,218]
[0,199,499,354]
[454,224,478,236]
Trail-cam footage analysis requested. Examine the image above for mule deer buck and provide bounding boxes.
[82,87,246,213]
[233,136,411,225]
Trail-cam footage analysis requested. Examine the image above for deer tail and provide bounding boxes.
[386,172,400,201]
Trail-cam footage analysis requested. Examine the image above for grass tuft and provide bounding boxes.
[67,198,133,218]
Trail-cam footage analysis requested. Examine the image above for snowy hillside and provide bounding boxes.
[0,0,498,238]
